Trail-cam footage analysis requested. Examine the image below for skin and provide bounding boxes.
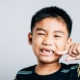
[28,17,80,75]
[56,43,80,61]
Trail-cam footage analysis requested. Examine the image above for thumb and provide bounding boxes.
[55,49,68,55]
[65,56,76,62]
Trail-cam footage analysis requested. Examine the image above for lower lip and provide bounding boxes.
[40,50,53,56]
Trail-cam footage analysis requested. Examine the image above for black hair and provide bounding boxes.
[31,6,72,37]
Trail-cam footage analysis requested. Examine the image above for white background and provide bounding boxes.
[0,0,80,80]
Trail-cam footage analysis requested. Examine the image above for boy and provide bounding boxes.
[15,6,80,80]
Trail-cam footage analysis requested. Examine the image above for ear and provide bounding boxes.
[28,32,32,45]
[65,38,72,49]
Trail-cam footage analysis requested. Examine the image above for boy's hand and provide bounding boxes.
[56,43,80,61]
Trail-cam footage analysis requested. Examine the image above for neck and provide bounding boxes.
[35,61,61,75]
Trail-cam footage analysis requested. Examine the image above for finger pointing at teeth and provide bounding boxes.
[55,49,68,55]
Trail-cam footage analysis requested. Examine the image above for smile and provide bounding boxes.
[40,48,54,56]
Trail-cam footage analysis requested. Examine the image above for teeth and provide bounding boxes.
[50,51,53,54]
[41,49,52,54]
[45,50,50,52]
[44,50,50,52]
[50,51,52,53]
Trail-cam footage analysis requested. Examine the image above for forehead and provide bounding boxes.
[33,18,68,34]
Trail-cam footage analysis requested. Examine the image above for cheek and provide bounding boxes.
[32,36,43,47]
[32,37,43,56]
[55,39,67,50]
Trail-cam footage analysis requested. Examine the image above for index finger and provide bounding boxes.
[55,49,68,55]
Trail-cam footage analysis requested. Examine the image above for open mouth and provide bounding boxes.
[40,49,54,55]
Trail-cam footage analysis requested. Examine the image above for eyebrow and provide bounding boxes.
[35,28,46,32]
[54,31,65,35]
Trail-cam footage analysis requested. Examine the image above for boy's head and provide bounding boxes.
[28,6,72,63]
[31,6,72,37]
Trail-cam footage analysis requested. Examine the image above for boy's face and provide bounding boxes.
[28,18,72,63]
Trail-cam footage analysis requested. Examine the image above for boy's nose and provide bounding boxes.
[42,37,53,46]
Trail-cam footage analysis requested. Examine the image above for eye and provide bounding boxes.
[37,33,45,35]
[54,35,61,37]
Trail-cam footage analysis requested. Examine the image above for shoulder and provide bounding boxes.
[17,65,36,75]
[61,63,80,77]
[14,65,36,80]
[61,63,79,69]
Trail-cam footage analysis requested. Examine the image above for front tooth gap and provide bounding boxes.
[45,50,50,52]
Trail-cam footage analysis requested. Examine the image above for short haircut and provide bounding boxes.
[31,6,72,37]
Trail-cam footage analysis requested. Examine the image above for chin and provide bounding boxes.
[38,58,59,64]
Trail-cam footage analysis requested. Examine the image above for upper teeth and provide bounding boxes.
[42,50,52,53]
